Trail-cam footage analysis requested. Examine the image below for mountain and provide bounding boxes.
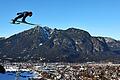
[0,26,120,63]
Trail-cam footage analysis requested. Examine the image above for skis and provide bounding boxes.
[10,19,38,25]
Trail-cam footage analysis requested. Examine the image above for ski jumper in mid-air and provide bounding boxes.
[12,11,32,24]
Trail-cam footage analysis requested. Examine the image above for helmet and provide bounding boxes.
[29,12,32,17]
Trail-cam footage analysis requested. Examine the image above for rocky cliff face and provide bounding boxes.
[0,26,120,63]
[104,37,120,54]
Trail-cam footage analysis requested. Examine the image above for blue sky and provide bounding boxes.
[0,0,120,40]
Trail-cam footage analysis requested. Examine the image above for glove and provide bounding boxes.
[17,13,22,15]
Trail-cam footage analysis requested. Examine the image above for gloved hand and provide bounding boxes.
[17,13,22,15]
